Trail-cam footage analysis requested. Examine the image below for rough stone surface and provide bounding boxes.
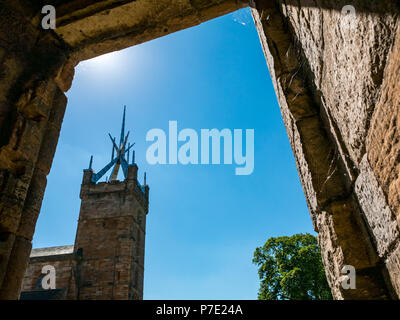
[386,243,400,296]
[0,236,32,299]
[74,167,148,300]
[280,0,399,169]
[30,245,74,258]
[367,25,400,223]
[0,0,400,299]
[21,250,74,294]
[21,166,149,300]
[54,0,249,62]
[316,200,389,299]
[252,0,400,299]
[355,155,400,258]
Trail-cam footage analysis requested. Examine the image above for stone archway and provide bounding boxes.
[0,0,399,299]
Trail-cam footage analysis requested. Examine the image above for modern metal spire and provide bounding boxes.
[88,155,93,170]
[120,105,126,147]
[90,106,135,183]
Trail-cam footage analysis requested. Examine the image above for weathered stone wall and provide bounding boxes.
[0,0,237,299]
[251,0,400,298]
[54,0,249,62]
[367,26,400,295]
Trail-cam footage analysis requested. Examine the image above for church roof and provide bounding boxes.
[20,288,67,300]
[30,245,74,258]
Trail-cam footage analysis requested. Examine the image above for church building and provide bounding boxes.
[19,107,149,300]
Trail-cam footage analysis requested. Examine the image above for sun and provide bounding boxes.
[79,50,128,76]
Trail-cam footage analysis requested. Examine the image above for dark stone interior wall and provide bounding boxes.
[0,0,70,299]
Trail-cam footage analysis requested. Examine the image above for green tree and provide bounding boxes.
[253,233,332,300]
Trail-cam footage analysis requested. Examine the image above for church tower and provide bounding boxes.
[73,106,149,300]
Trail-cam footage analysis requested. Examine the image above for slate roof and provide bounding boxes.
[30,245,74,258]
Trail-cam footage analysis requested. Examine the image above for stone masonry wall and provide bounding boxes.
[367,26,400,295]
[74,167,148,300]
[21,254,74,294]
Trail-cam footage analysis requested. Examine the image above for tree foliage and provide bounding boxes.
[253,233,332,300]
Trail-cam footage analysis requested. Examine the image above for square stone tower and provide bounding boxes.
[74,164,148,300]
[72,106,149,300]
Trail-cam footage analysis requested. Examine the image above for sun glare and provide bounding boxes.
[78,50,128,77]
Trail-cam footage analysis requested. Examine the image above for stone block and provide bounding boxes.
[296,116,349,207]
[0,47,5,62]
[279,0,398,166]
[0,232,15,287]
[355,155,400,257]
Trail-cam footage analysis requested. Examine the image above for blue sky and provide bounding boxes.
[33,8,314,299]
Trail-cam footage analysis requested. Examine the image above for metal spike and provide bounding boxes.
[122,131,130,154]
[127,143,130,163]
[120,105,126,147]
[89,155,93,170]
[144,172,147,185]
[132,150,135,164]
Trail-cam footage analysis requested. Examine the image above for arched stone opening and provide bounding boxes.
[0,0,399,299]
